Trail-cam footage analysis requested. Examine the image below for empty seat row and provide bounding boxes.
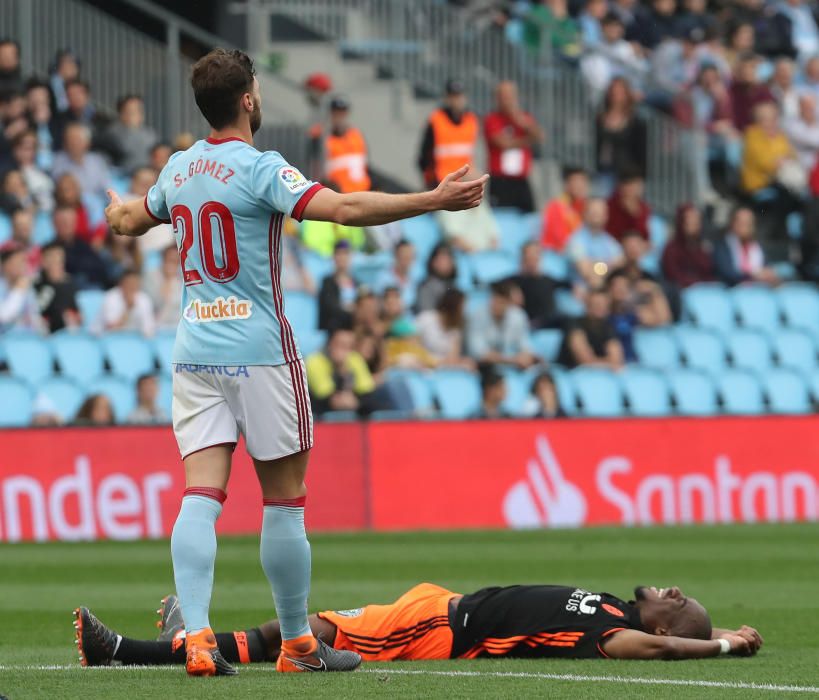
[558,366,814,418]
[378,362,817,421]
[634,326,818,374]
[0,374,173,427]
[683,283,819,334]
[1,330,175,383]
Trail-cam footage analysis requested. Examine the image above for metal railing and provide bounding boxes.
[0,0,309,165]
[257,0,702,212]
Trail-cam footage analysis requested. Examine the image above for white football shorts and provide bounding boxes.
[171,361,313,461]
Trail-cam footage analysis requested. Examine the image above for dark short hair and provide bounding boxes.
[562,165,587,181]
[620,229,645,241]
[64,78,90,93]
[480,369,505,392]
[395,239,413,251]
[490,279,515,298]
[602,12,623,26]
[0,245,24,265]
[136,373,156,387]
[191,48,256,130]
[119,268,140,283]
[116,93,143,112]
[41,241,65,255]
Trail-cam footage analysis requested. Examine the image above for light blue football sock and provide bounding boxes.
[260,503,312,640]
[170,494,223,635]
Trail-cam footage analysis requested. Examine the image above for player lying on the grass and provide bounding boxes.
[74,581,762,667]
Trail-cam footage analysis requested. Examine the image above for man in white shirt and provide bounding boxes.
[784,92,819,170]
[96,269,155,336]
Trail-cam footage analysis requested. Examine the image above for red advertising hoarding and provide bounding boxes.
[367,417,819,529]
[0,424,367,542]
[2,417,818,541]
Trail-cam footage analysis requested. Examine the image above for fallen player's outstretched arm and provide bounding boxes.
[712,625,764,648]
[601,629,761,660]
[302,166,489,227]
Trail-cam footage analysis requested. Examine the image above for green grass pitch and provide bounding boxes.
[1,524,818,699]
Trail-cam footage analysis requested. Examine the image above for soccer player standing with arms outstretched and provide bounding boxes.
[105,48,487,678]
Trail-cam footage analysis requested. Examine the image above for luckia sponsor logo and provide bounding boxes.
[184,296,253,323]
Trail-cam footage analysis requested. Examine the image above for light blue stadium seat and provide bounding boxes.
[152,330,176,375]
[495,208,532,257]
[530,329,563,363]
[555,288,584,317]
[0,213,10,244]
[101,333,156,381]
[620,367,671,417]
[633,328,679,369]
[76,289,105,331]
[682,284,735,330]
[466,289,489,317]
[500,369,536,417]
[369,410,413,421]
[320,410,358,422]
[649,215,669,249]
[550,367,577,416]
[726,329,772,373]
[87,375,136,423]
[51,331,105,382]
[808,369,819,402]
[523,212,541,239]
[0,377,33,426]
[284,291,319,332]
[777,283,819,332]
[732,285,781,332]
[540,250,570,281]
[401,214,441,263]
[453,251,475,292]
[773,328,817,371]
[37,377,84,422]
[3,334,54,384]
[717,370,765,415]
[432,369,482,419]
[352,251,392,289]
[158,375,173,419]
[668,369,719,416]
[570,368,625,417]
[385,369,436,416]
[469,251,517,285]
[763,368,811,414]
[675,326,726,375]
[32,211,55,245]
[296,329,327,358]
[301,250,334,286]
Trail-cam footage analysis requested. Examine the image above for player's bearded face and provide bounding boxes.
[250,94,262,135]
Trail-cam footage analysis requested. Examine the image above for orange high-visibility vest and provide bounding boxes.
[325,127,371,193]
[429,109,479,182]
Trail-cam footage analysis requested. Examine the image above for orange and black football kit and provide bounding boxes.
[99,583,643,666]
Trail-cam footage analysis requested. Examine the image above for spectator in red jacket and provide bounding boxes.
[541,166,588,251]
[729,53,774,131]
[661,204,715,288]
[606,172,650,242]
[54,172,107,246]
[483,80,544,212]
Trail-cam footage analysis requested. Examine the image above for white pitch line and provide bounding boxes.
[361,668,819,694]
[2,665,818,694]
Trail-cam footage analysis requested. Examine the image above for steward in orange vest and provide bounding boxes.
[324,96,372,193]
[417,79,479,188]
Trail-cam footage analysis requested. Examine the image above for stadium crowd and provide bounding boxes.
[1,2,819,426]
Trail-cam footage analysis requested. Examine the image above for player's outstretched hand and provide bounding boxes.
[433,166,489,212]
[105,189,125,236]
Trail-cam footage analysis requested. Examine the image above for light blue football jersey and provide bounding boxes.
[145,137,323,366]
